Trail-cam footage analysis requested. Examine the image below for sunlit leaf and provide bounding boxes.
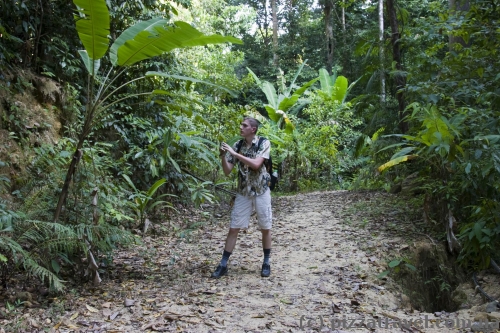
[377,155,418,173]
[73,0,110,60]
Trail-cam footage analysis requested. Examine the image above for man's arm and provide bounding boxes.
[220,154,234,176]
[220,142,265,171]
[232,154,265,171]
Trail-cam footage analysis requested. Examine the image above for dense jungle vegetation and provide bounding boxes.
[0,0,498,292]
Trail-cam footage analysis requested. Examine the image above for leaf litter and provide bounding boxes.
[0,190,497,332]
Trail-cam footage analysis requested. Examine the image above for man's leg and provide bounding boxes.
[221,228,240,267]
[211,228,240,278]
[261,229,271,277]
[255,189,272,277]
[211,194,251,278]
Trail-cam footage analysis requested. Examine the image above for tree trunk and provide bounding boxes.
[448,0,471,49]
[53,145,84,223]
[271,0,279,67]
[324,0,334,74]
[386,0,408,133]
[378,0,386,103]
[341,0,345,32]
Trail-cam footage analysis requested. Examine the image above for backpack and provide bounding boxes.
[236,137,278,191]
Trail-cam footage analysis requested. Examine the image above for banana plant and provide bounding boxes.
[317,68,352,103]
[54,0,241,222]
[247,62,318,134]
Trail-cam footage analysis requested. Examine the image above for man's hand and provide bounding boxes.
[221,142,236,156]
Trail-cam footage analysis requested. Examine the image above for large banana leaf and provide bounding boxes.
[277,95,300,113]
[332,76,348,103]
[110,17,166,66]
[318,68,334,96]
[291,78,319,98]
[78,50,100,75]
[261,82,279,109]
[318,68,349,103]
[73,0,110,60]
[113,20,242,67]
[265,105,280,122]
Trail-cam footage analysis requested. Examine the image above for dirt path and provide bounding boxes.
[2,191,498,332]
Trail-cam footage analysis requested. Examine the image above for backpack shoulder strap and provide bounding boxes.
[257,136,266,150]
[235,139,244,153]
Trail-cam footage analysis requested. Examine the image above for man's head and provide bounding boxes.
[240,117,260,137]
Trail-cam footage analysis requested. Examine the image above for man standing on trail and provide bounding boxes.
[211,117,273,279]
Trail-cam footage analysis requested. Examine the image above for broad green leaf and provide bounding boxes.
[405,263,416,271]
[110,17,166,65]
[278,95,300,113]
[332,76,348,103]
[377,155,418,173]
[319,68,333,96]
[292,78,319,98]
[0,254,7,262]
[377,270,390,279]
[73,0,110,60]
[388,260,401,268]
[265,105,279,122]
[262,82,278,109]
[147,72,237,97]
[115,20,241,67]
[51,259,61,274]
[78,50,100,75]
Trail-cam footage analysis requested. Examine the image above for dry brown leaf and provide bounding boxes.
[101,302,112,308]
[85,304,99,313]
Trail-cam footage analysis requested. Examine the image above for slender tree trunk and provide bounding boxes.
[324,0,334,74]
[53,144,84,223]
[386,0,407,133]
[448,0,470,49]
[341,0,345,32]
[378,0,386,103]
[271,0,279,67]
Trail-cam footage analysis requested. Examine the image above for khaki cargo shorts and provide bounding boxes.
[230,189,272,230]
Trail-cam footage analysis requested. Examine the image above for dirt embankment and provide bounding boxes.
[1,191,499,332]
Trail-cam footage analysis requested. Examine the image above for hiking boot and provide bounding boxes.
[210,265,228,278]
[261,263,271,277]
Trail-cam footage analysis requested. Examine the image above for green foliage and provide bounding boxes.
[247,62,318,133]
[186,179,216,207]
[378,257,416,279]
[122,175,176,229]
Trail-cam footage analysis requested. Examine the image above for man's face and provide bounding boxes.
[240,119,256,137]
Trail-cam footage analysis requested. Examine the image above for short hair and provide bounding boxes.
[244,117,260,134]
